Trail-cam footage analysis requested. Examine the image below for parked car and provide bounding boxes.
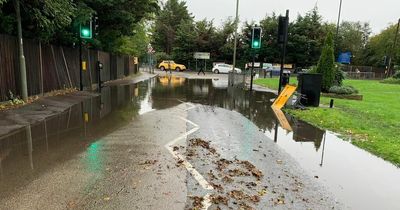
[158,60,187,71]
[263,67,291,76]
[212,64,242,74]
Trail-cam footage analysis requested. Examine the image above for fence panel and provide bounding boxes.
[0,34,137,102]
[0,35,18,101]
[98,51,110,82]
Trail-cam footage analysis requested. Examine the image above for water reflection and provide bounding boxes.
[1,77,400,210]
[0,82,149,199]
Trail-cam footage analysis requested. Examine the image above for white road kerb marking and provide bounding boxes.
[165,103,213,210]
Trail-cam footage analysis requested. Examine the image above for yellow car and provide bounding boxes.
[158,60,186,71]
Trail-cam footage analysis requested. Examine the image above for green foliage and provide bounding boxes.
[112,21,150,57]
[393,71,400,79]
[363,23,400,67]
[336,21,371,65]
[153,0,193,54]
[381,78,400,84]
[154,52,172,63]
[329,85,358,95]
[0,0,76,42]
[287,7,331,67]
[334,67,346,86]
[316,32,335,92]
[0,0,158,54]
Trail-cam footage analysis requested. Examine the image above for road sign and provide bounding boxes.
[271,84,297,110]
[194,52,210,60]
[272,107,293,131]
[338,52,352,64]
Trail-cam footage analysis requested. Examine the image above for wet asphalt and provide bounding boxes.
[3,71,395,209]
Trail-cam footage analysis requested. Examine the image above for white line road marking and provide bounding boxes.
[165,103,213,210]
[176,99,196,111]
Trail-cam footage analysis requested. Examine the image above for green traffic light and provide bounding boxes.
[253,41,259,47]
[81,28,90,37]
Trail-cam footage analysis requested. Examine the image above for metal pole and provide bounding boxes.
[278,10,289,93]
[336,0,343,38]
[79,39,83,91]
[250,50,255,91]
[232,0,240,72]
[15,0,28,102]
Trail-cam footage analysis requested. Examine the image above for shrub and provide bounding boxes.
[381,78,400,84]
[393,71,400,79]
[329,85,359,95]
[334,66,346,86]
[316,32,335,92]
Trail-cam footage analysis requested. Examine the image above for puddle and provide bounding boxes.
[1,76,399,210]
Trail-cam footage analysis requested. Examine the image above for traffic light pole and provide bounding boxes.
[250,50,255,91]
[278,10,289,94]
[79,38,83,91]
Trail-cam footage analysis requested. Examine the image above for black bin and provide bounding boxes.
[297,73,322,107]
[281,72,290,87]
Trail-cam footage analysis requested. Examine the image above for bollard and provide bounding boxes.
[330,99,334,108]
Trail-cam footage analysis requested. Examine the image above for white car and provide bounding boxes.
[212,64,242,74]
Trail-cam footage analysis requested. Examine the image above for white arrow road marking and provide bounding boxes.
[165,103,213,210]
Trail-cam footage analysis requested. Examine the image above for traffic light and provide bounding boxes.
[251,27,262,49]
[80,21,93,39]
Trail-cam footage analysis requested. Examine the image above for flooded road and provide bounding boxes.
[0,75,399,209]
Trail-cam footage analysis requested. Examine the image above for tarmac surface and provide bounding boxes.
[0,72,343,209]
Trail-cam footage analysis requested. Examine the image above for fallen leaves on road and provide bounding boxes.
[189,196,204,210]
[184,138,269,209]
[190,138,216,154]
[210,195,229,205]
[139,160,158,165]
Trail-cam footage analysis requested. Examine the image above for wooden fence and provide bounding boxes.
[0,34,138,102]
[340,65,386,80]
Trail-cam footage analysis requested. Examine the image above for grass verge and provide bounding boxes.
[255,77,400,166]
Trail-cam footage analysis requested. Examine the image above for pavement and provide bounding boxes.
[0,72,157,138]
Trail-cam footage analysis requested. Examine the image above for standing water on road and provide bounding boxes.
[148,76,400,210]
[1,76,399,209]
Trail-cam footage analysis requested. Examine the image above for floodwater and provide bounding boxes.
[1,76,399,210]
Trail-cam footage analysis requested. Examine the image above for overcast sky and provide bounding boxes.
[184,0,399,34]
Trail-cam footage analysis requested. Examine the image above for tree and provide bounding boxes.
[336,21,371,65]
[316,32,335,92]
[0,0,158,53]
[362,23,400,67]
[153,0,192,54]
[172,19,197,65]
[0,0,76,42]
[287,7,327,68]
[258,14,280,64]
[113,21,151,57]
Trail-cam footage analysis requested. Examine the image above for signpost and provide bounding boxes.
[194,52,210,60]
[194,52,210,72]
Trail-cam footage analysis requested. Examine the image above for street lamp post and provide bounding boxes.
[336,0,343,38]
[232,0,239,74]
[14,0,28,102]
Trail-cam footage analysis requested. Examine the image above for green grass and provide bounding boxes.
[255,77,400,166]
[254,77,297,90]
